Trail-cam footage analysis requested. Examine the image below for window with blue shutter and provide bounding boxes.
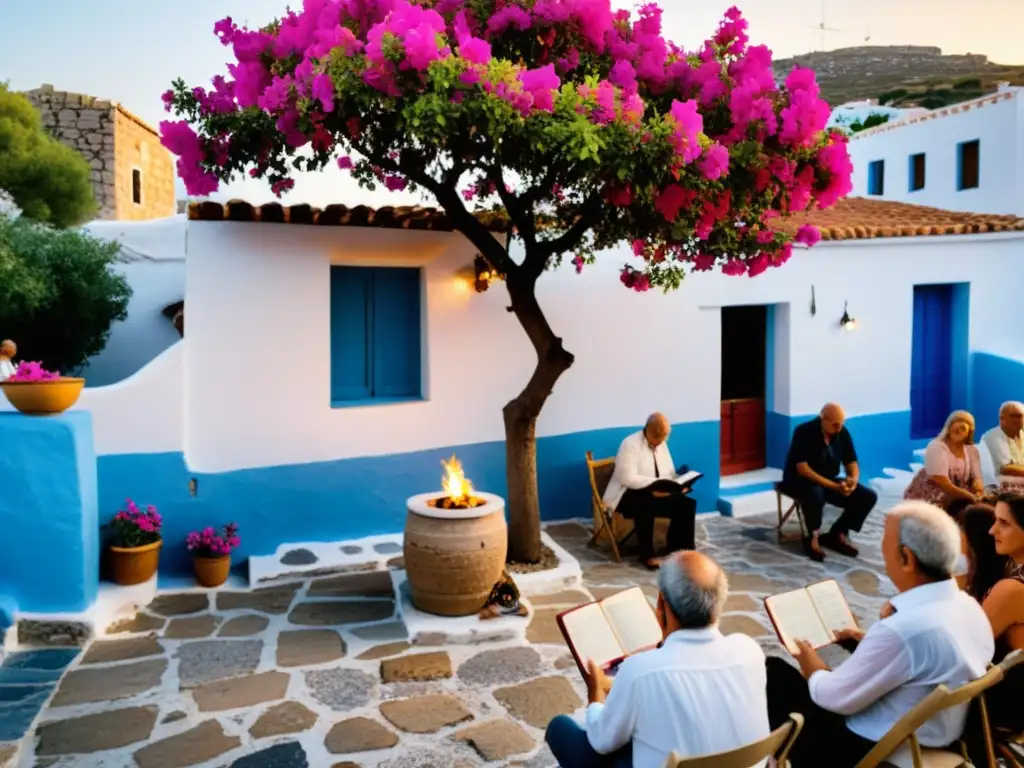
[330,266,422,404]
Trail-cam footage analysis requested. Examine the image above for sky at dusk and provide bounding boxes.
[1,0,1020,208]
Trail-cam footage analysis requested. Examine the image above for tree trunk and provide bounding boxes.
[503,274,574,563]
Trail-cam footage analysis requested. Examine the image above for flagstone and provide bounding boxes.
[527,590,591,607]
[17,620,91,647]
[51,659,167,707]
[162,711,187,724]
[233,741,309,768]
[324,717,398,754]
[277,629,346,667]
[379,693,473,733]
[216,583,301,614]
[719,615,770,638]
[35,706,158,755]
[510,745,557,768]
[305,668,377,711]
[374,542,402,555]
[526,609,563,645]
[0,745,14,766]
[308,571,395,598]
[134,720,241,768]
[107,613,166,635]
[381,651,452,683]
[725,573,794,594]
[281,549,318,566]
[288,600,395,626]
[166,615,222,639]
[350,621,408,641]
[847,569,884,597]
[249,701,318,739]
[493,676,582,729]
[457,647,542,686]
[148,594,209,617]
[218,615,270,637]
[176,640,263,688]
[724,594,761,612]
[192,670,290,712]
[356,641,411,661]
[454,719,535,761]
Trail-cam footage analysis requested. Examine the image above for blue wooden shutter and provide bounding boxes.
[371,267,422,398]
[329,266,372,401]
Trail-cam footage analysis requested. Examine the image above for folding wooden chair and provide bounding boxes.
[662,713,804,767]
[853,658,1014,768]
[774,482,807,545]
[585,450,635,563]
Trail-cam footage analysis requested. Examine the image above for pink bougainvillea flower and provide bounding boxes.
[795,224,822,247]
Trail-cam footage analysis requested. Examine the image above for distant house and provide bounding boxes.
[847,85,1024,215]
[22,84,176,221]
[8,196,1019,587]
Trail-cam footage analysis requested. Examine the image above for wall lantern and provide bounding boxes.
[840,301,857,331]
[473,254,503,293]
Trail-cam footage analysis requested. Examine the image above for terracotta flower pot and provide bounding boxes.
[193,555,231,588]
[109,540,162,586]
[1,378,85,415]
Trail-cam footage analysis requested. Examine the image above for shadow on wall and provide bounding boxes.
[971,352,1024,433]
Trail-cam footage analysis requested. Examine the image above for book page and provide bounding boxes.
[807,580,857,639]
[600,587,663,655]
[560,602,626,668]
[765,588,832,652]
[674,470,702,487]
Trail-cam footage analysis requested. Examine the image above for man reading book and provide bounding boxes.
[602,412,699,569]
[780,402,879,561]
[545,551,770,768]
[765,501,995,768]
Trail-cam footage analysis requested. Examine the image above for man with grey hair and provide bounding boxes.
[546,551,770,768]
[603,412,698,569]
[765,501,994,767]
[981,401,1024,488]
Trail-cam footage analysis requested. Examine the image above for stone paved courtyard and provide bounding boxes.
[1,480,906,768]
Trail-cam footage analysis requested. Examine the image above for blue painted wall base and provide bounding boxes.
[99,420,722,577]
[0,413,99,613]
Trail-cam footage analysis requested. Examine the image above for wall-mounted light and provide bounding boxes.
[840,301,857,331]
[810,285,817,317]
[473,254,504,293]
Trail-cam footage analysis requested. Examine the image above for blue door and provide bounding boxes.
[911,285,954,438]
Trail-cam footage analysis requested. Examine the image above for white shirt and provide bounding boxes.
[0,358,14,382]
[585,627,771,768]
[809,580,994,764]
[603,430,677,511]
[982,425,1024,476]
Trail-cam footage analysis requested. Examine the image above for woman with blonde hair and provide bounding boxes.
[903,410,985,509]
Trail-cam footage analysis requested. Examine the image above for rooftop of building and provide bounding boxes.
[188,197,1024,241]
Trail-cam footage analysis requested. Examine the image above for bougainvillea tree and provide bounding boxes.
[161,0,852,562]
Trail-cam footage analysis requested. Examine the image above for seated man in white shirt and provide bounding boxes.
[545,551,771,768]
[603,413,697,569]
[766,500,995,768]
[981,401,1024,489]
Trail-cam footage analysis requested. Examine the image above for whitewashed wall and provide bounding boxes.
[847,89,1024,215]
[79,217,186,386]
[170,220,1024,474]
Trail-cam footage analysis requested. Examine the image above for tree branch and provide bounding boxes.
[487,165,537,247]
[522,192,604,278]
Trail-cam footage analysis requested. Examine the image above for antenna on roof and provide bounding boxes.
[864,25,871,44]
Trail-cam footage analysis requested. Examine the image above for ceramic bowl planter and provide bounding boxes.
[186,524,240,589]
[193,555,231,588]
[109,540,162,586]
[1,377,85,415]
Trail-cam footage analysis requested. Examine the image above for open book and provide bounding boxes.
[647,470,703,494]
[763,579,858,654]
[556,587,663,680]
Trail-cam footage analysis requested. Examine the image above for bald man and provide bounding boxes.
[981,402,1024,487]
[602,413,698,569]
[780,403,878,561]
[546,551,770,768]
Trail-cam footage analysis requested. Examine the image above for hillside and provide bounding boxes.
[773,45,1024,108]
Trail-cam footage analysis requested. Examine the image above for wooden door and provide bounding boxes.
[720,305,768,476]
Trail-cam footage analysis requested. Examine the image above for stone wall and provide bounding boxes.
[22,85,175,221]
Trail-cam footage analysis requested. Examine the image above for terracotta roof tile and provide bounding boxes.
[187,200,509,232]
[188,197,1024,242]
[777,197,1024,241]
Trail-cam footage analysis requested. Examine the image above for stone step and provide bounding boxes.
[718,490,780,519]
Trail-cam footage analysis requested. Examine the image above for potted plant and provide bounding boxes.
[0,361,85,415]
[186,524,240,588]
[107,500,163,585]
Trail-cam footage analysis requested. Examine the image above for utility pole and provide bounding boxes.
[808,0,841,52]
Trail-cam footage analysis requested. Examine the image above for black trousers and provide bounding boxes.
[766,657,876,768]
[779,479,878,536]
[618,488,696,560]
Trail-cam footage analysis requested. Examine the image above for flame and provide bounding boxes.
[441,454,474,504]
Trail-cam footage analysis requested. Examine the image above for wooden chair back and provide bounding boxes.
[662,713,804,768]
[854,663,1007,768]
[585,450,633,562]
